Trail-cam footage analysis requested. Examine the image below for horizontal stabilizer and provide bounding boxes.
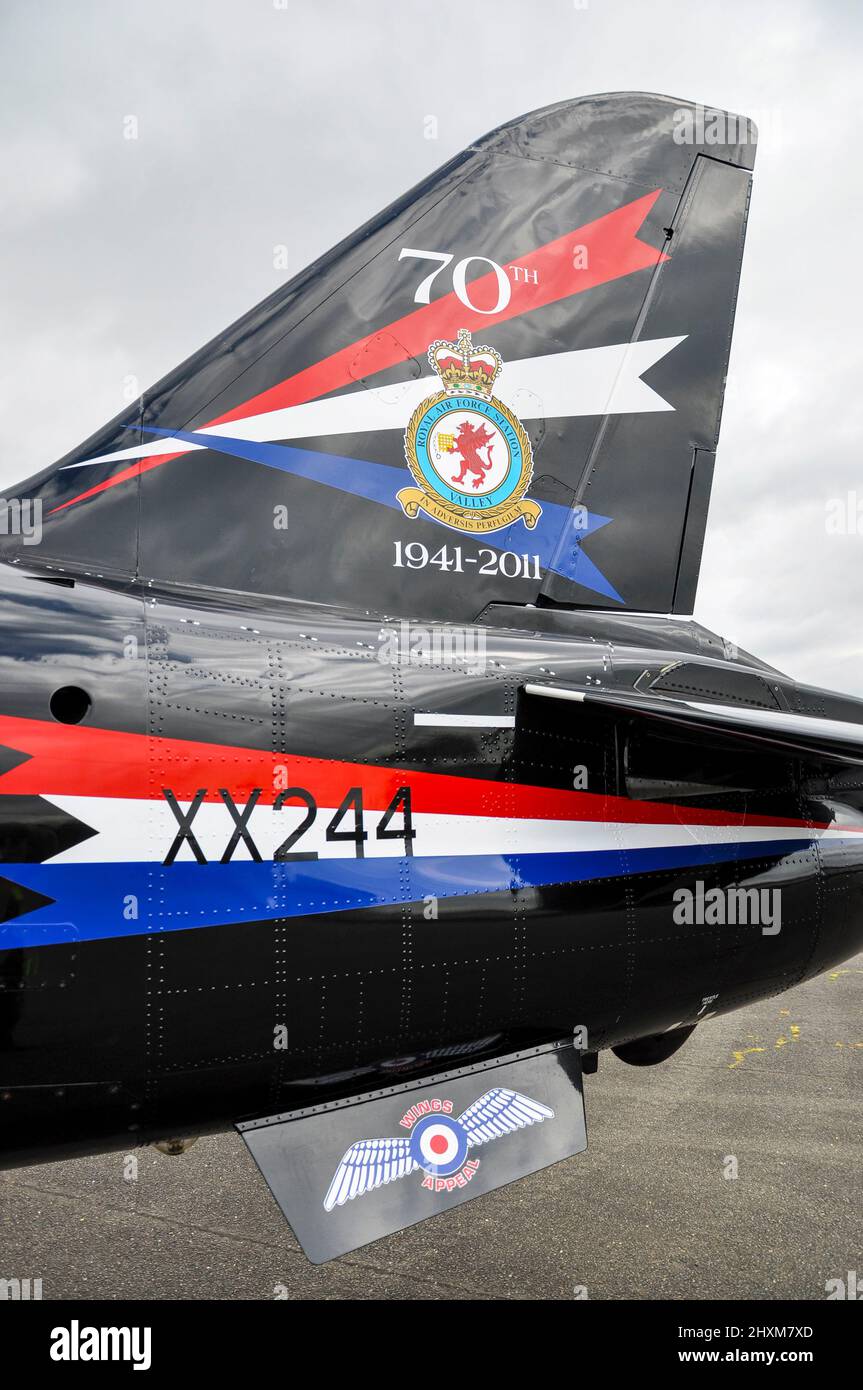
[524,683,863,766]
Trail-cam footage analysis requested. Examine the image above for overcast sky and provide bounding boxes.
[1,0,861,695]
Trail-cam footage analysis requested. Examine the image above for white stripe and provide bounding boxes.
[62,337,686,470]
[414,713,515,728]
[40,795,856,866]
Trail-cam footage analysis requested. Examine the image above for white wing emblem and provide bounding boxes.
[323,1087,554,1212]
[323,1137,416,1212]
[457,1086,554,1146]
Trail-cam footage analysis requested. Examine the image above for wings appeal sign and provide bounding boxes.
[324,1088,554,1208]
[237,1040,587,1263]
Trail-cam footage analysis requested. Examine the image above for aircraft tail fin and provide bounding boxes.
[6,93,756,620]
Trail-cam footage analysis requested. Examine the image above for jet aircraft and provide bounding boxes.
[1,93,861,1262]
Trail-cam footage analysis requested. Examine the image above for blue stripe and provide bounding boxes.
[0,840,809,950]
[141,426,624,602]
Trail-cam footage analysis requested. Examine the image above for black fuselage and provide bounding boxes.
[2,563,861,1167]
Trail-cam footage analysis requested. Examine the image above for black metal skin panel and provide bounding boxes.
[1,563,862,1166]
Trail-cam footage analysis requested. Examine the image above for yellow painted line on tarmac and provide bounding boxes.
[728,1019,801,1068]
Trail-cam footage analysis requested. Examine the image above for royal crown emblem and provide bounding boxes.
[398,329,541,534]
[428,331,502,397]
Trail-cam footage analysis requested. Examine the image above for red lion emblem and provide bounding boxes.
[445,421,496,489]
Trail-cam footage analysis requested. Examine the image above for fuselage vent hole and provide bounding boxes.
[50,686,92,725]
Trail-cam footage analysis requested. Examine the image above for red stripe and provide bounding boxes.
[212,190,667,426]
[0,714,843,832]
[50,190,666,515]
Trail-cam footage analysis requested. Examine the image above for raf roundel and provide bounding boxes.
[409,1112,469,1177]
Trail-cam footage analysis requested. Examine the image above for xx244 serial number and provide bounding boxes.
[162,785,415,865]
